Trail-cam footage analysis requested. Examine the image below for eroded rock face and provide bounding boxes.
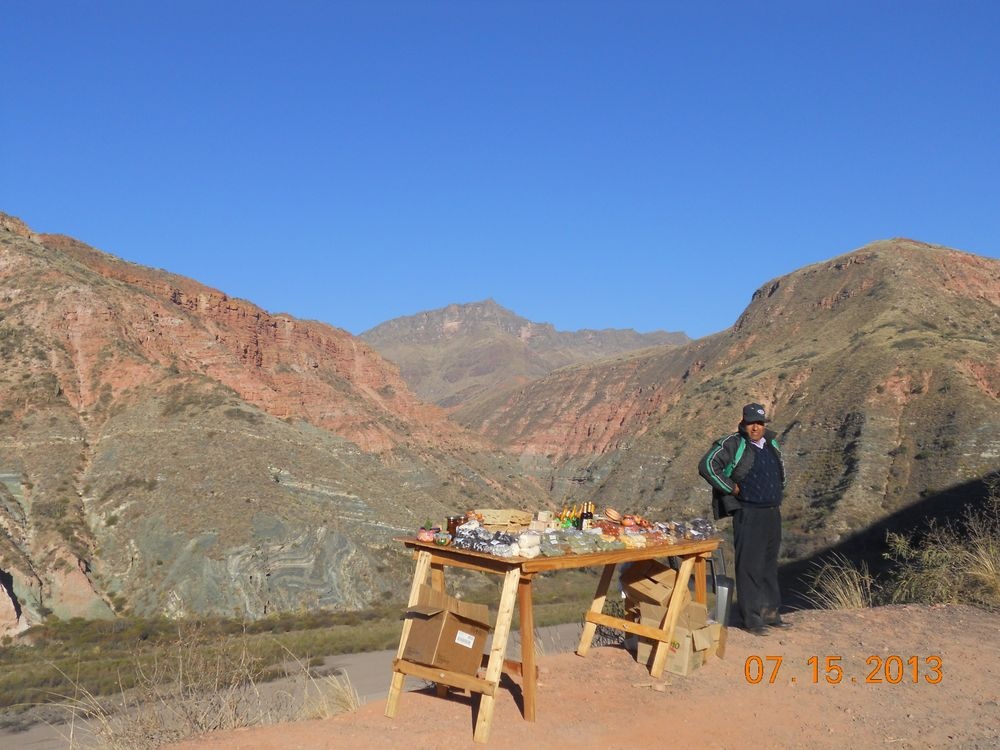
[458,240,1000,561]
[44,549,114,621]
[104,514,380,619]
[0,568,26,636]
[0,464,116,633]
[3,214,996,631]
[38,232,462,454]
[0,213,547,632]
[454,342,714,459]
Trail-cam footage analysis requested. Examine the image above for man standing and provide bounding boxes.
[699,403,790,635]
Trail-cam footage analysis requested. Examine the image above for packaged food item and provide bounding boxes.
[444,510,717,557]
[517,531,541,549]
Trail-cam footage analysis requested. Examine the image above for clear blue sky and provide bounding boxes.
[3,2,998,339]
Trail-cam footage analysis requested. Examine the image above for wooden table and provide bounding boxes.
[386,535,721,743]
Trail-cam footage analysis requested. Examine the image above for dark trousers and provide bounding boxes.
[733,505,782,628]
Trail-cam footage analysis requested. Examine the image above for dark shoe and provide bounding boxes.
[746,625,770,636]
[767,618,792,628]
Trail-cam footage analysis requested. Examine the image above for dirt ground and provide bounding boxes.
[168,604,999,750]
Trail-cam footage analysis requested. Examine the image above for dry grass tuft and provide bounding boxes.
[47,625,293,749]
[298,670,361,721]
[40,626,361,749]
[274,643,361,721]
[805,553,878,610]
[531,627,547,659]
[810,475,1000,612]
[965,541,1000,602]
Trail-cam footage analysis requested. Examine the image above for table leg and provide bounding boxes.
[430,562,446,592]
[429,561,450,696]
[648,555,695,679]
[694,554,707,605]
[576,563,617,657]
[385,551,432,719]
[517,575,536,722]
[473,567,520,743]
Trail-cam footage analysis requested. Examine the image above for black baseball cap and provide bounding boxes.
[742,403,770,423]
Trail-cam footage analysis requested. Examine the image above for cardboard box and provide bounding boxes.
[620,560,674,586]
[634,600,713,676]
[619,559,655,585]
[664,626,705,676]
[716,623,727,659]
[634,601,667,666]
[702,622,727,659]
[625,576,672,606]
[678,601,708,630]
[647,562,681,586]
[623,565,678,606]
[692,623,715,651]
[402,585,491,675]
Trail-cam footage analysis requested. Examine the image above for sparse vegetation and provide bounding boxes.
[160,381,234,418]
[97,477,159,505]
[48,627,280,749]
[0,568,595,732]
[805,553,879,609]
[805,477,1000,613]
[224,407,264,425]
[0,612,394,721]
[278,644,361,720]
[42,625,365,749]
[885,477,1000,611]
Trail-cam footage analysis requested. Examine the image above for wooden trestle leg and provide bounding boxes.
[385,550,431,719]
[473,567,521,743]
[517,575,536,721]
[429,562,450,698]
[648,555,695,679]
[576,563,617,657]
[693,554,707,604]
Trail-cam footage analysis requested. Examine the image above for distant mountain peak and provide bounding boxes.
[362,302,689,408]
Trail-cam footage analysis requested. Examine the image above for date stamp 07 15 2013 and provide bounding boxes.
[744,655,943,685]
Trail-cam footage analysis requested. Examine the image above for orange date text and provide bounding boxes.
[744,655,943,684]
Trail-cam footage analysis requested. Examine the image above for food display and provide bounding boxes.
[415,506,717,559]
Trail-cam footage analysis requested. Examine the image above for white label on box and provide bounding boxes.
[454,630,476,649]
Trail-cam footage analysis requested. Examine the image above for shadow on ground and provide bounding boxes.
[779,474,995,610]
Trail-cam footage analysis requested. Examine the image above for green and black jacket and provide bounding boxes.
[699,428,785,519]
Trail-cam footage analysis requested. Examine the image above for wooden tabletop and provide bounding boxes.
[396,535,721,574]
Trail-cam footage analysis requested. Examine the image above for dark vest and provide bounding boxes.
[739,443,783,507]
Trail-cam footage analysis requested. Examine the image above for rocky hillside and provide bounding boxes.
[0,213,548,634]
[2,217,995,638]
[362,299,687,409]
[457,240,1000,561]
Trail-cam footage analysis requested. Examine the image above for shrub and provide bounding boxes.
[885,477,1000,611]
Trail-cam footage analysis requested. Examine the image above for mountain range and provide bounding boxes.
[0,213,548,632]
[0,211,997,636]
[361,299,687,409]
[454,240,999,562]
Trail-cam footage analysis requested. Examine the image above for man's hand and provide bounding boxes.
[732,483,740,495]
